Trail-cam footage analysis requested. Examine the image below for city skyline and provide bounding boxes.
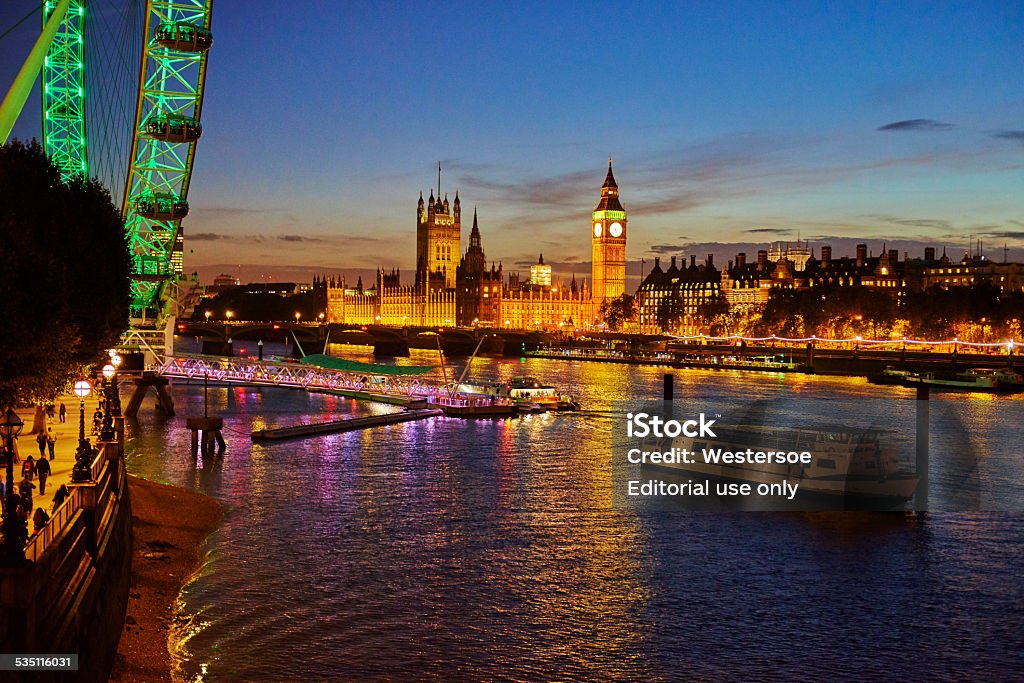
[2,1,1022,284]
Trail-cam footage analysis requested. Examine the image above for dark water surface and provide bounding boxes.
[124,345,1024,681]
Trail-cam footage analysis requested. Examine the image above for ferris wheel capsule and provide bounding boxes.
[155,21,213,52]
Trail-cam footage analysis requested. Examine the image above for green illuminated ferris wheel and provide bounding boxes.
[121,0,213,323]
[41,1,87,179]
[39,0,213,338]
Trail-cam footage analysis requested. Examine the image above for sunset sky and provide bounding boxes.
[2,1,1022,285]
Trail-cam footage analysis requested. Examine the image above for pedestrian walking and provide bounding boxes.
[21,455,35,482]
[18,477,35,510]
[46,421,56,460]
[92,408,103,435]
[59,402,66,423]
[51,484,70,511]
[35,456,51,495]
[32,507,50,534]
[36,430,46,458]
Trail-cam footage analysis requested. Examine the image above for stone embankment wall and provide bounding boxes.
[0,437,132,683]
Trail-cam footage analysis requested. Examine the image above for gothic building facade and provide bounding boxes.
[326,164,624,330]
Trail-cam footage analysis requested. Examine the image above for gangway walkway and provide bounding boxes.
[158,353,443,404]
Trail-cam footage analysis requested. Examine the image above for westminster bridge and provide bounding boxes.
[174,320,549,357]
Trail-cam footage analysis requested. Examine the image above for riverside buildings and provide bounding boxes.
[326,163,630,330]
[323,162,1022,334]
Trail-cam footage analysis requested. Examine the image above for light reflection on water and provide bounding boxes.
[123,345,1024,681]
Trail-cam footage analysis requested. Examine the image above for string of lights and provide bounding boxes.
[665,333,1016,350]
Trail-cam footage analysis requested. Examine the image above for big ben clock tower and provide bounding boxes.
[592,159,627,307]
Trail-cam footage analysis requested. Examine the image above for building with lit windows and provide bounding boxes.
[636,255,721,335]
[326,165,617,330]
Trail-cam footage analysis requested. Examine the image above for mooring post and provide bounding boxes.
[663,373,673,401]
[916,384,929,512]
[258,339,264,361]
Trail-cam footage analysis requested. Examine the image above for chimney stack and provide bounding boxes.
[821,245,832,264]
[737,252,746,268]
[925,247,935,261]
[856,244,867,267]
[888,249,899,264]
[757,250,768,268]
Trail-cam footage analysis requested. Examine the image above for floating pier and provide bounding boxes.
[251,408,444,441]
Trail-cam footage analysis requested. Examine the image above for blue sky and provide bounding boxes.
[2,1,1022,284]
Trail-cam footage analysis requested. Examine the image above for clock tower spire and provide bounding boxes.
[592,159,627,307]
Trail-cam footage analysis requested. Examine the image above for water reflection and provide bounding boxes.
[122,345,1024,681]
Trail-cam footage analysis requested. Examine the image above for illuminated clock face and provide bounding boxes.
[609,222,623,237]
[593,223,602,237]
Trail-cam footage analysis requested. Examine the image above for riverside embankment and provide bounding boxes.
[110,476,222,683]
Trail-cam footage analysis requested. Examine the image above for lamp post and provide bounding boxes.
[110,353,122,417]
[225,310,234,356]
[0,407,26,564]
[100,364,115,441]
[72,380,92,482]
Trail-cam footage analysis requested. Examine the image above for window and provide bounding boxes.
[818,459,836,469]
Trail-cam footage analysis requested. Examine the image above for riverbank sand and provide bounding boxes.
[109,476,223,682]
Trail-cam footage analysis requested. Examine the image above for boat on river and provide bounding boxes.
[867,366,916,385]
[899,367,1024,393]
[455,377,580,412]
[641,424,918,508]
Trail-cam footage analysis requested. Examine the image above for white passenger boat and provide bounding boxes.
[455,377,580,411]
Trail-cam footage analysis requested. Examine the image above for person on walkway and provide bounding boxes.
[18,477,35,511]
[35,456,51,495]
[36,429,46,458]
[51,484,69,511]
[58,402,66,423]
[46,420,56,460]
[21,455,35,482]
[92,408,103,435]
[32,507,49,534]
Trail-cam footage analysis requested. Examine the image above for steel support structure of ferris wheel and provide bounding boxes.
[120,0,212,353]
[41,0,87,180]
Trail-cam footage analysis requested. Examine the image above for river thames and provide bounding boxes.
[124,342,1024,681]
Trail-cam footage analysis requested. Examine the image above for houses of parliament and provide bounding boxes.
[326,162,628,329]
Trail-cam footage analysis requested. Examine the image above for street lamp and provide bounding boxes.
[72,380,92,482]
[100,364,115,441]
[204,310,211,321]
[295,312,301,322]
[0,407,26,564]
[110,353,123,417]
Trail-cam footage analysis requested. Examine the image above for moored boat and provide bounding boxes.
[902,370,1006,392]
[455,377,580,411]
[867,366,916,385]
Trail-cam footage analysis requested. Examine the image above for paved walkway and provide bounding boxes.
[10,390,107,518]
